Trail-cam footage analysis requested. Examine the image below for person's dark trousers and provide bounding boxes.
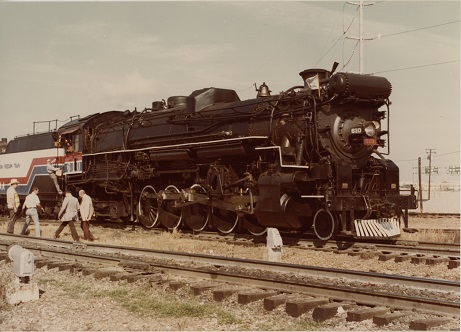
[21,220,29,235]
[7,209,18,233]
[80,220,94,241]
[55,220,80,241]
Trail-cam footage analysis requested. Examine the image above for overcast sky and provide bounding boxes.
[0,0,459,182]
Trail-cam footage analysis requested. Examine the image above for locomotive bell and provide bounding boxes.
[256,82,271,98]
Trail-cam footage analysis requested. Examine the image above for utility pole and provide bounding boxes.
[418,157,423,213]
[426,148,436,200]
[346,1,377,74]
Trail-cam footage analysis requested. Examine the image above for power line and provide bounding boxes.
[433,151,460,158]
[342,40,359,70]
[314,3,357,68]
[368,19,460,74]
[380,20,460,38]
[395,150,460,162]
[371,60,459,74]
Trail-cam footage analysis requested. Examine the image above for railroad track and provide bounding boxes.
[0,234,459,320]
[409,212,460,217]
[61,218,458,257]
[178,230,460,256]
[1,216,459,248]
[88,220,461,255]
[1,218,459,266]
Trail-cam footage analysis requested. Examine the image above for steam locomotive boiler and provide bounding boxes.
[58,64,416,240]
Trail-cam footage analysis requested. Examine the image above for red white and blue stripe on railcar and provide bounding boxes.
[0,148,82,196]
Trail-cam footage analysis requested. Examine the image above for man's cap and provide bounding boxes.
[9,179,19,185]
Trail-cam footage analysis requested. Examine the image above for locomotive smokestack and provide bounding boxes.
[299,69,330,89]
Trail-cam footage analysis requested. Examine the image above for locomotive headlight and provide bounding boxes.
[364,121,380,137]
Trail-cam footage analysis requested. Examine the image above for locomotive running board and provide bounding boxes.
[354,218,400,238]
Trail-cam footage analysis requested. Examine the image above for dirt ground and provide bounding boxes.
[406,214,460,229]
[0,214,460,331]
[0,215,459,281]
[0,215,459,331]
[0,214,459,245]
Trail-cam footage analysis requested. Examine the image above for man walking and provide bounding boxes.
[55,190,80,241]
[21,187,44,237]
[6,179,20,234]
[79,190,95,241]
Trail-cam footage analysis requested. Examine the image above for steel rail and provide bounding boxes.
[129,226,461,256]
[158,229,460,257]
[188,230,461,257]
[371,243,459,257]
[1,218,458,256]
[0,236,458,316]
[157,265,459,316]
[0,234,458,294]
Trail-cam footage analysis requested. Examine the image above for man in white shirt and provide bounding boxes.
[79,190,95,241]
[6,179,20,234]
[20,187,44,237]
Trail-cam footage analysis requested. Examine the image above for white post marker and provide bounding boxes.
[6,244,39,304]
[266,228,283,262]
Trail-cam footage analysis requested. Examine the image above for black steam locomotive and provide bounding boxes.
[0,64,417,240]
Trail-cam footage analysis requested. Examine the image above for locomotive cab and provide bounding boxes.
[57,118,85,177]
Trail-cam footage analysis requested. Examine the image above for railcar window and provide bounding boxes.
[73,134,80,151]
[0,138,7,154]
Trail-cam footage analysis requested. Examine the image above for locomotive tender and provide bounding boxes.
[0,64,417,240]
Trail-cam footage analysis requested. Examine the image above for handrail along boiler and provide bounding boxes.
[0,64,417,240]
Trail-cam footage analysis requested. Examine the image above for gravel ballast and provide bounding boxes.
[0,215,459,331]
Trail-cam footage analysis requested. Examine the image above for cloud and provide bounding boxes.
[156,43,236,63]
[89,70,160,110]
[53,21,112,45]
[53,20,162,55]
[100,70,157,96]
[52,18,233,62]
[225,1,337,31]
[118,35,162,54]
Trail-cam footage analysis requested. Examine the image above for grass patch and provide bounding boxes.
[254,318,324,331]
[215,310,242,325]
[296,319,324,331]
[55,283,243,325]
[121,291,242,324]
[124,296,207,316]
[61,283,93,298]
[38,278,93,298]
[401,229,459,243]
[93,288,131,299]
[36,278,61,286]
